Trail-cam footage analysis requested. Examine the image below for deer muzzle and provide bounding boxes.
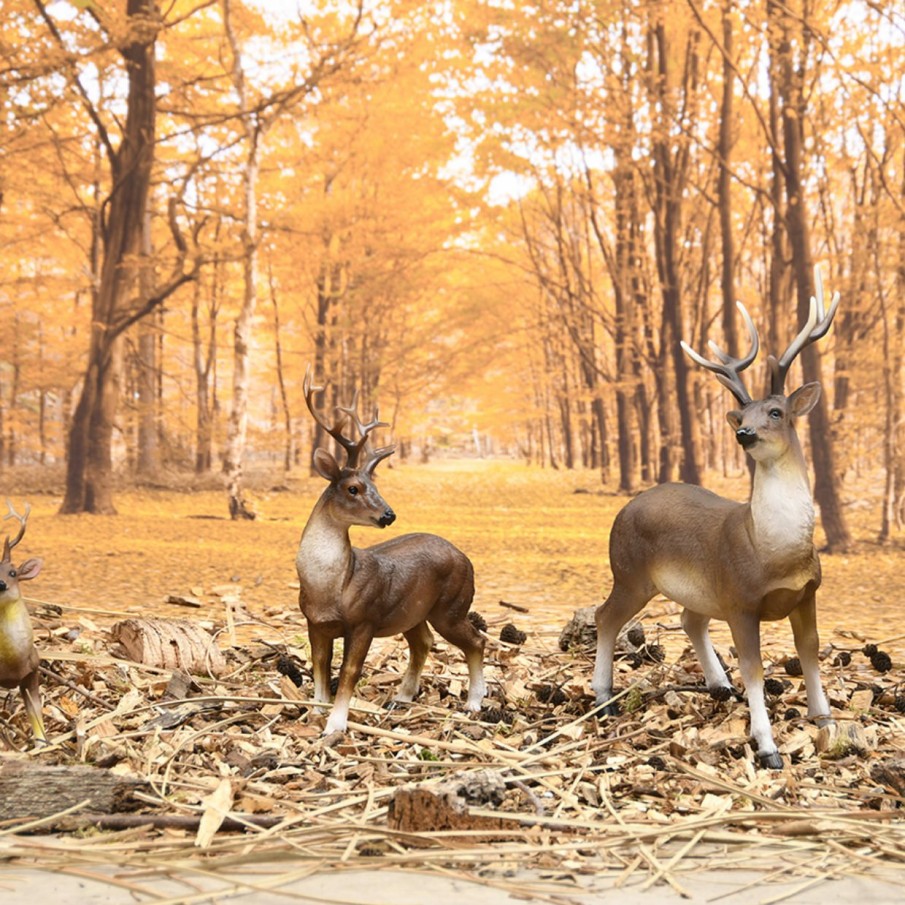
[735,427,758,449]
[377,508,396,528]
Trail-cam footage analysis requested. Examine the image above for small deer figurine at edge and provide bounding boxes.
[592,268,838,769]
[296,369,486,736]
[0,500,47,746]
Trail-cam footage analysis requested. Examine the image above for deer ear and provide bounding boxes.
[16,558,42,581]
[312,448,342,482]
[726,410,744,431]
[789,382,821,418]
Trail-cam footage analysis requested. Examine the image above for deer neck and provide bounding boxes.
[296,495,354,595]
[749,438,814,558]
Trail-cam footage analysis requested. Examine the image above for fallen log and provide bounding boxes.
[388,768,510,834]
[110,618,226,676]
[0,760,148,825]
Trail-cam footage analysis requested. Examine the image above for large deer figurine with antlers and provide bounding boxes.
[0,501,46,746]
[592,271,838,768]
[296,370,486,736]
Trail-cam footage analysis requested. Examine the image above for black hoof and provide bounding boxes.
[384,699,411,712]
[757,750,783,770]
[596,701,620,717]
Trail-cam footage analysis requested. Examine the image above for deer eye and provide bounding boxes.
[7,570,15,578]
[348,485,359,496]
[769,408,782,420]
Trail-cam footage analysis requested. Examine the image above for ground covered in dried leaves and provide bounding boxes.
[1,461,904,902]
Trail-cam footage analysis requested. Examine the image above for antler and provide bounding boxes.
[768,266,840,395]
[304,366,394,469]
[336,399,396,475]
[681,300,760,406]
[2,499,31,562]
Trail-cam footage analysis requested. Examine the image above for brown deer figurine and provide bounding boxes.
[592,269,838,768]
[0,500,46,746]
[296,369,486,735]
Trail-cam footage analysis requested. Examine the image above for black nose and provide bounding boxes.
[736,427,758,449]
[0,580,6,593]
[378,509,396,527]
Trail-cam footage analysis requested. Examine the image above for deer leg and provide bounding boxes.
[325,625,373,735]
[592,584,650,714]
[393,622,434,705]
[308,624,334,709]
[788,593,832,727]
[19,670,46,745]
[429,614,486,712]
[681,609,733,694]
[728,614,781,769]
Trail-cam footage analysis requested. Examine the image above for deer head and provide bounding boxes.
[0,500,43,599]
[304,367,397,529]
[681,267,839,465]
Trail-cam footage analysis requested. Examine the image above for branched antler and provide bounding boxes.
[336,398,395,475]
[2,499,31,562]
[304,366,394,471]
[768,266,840,395]
[681,301,760,406]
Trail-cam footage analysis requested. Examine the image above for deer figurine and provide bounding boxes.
[296,369,486,736]
[592,270,838,769]
[0,500,46,746]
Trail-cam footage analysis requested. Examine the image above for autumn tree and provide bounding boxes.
[766,0,852,551]
[29,1,197,514]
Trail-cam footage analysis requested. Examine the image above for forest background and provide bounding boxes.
[0,0,903,553]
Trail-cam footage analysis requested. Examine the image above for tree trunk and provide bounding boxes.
[136,213,159,477]
[649,17,701,486]
[268,261,293,472]
[770,0,852,552]
[718,4,738,358]
[192,239,220,475]
[59,0,158,515]
[223,201,258,519]
[222,0,259,520]
[7,314,20,466]
[880,157,905,540]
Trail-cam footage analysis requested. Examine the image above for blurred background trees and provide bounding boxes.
[0,0,902,544]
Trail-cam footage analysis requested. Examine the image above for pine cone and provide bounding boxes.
[784,657,803,676]
[499,623,527,645]
[467,611,488,632]
[276,654,305,687]
[536,684,566,706]
[479,706,514,724]
[870,650,893,673]
[626,625,646,647]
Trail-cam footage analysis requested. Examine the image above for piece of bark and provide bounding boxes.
[815,721,871,757]
[870,759,905,797]
[110,618,226,676]
[165,594,204,609]
[558,606,643,653]
[388,768,509,834]
[0,760,147,823]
